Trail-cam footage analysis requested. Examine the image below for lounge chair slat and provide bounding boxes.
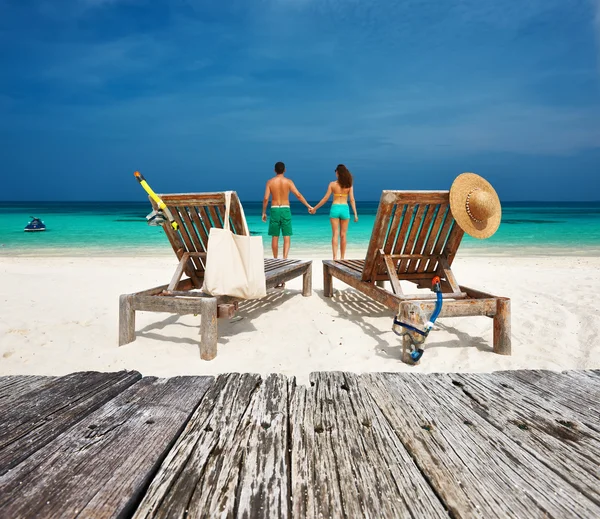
[338,260,363,273]
[347,260,365,271]
[381,204,412,277]
[383,204,405,254]
[427,208,454,273]
[177,208,206,269]
[208,205,224,229]
[189,206,209,250]
[172,207,204,272]
[196,205,213,235]
[416,204,448,273]
[406,204,438,273]
[398,205,427,274]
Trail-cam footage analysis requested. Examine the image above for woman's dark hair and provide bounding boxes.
[335,164,353,189]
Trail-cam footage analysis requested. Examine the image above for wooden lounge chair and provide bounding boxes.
[119,192,312,359]
[322,190,510,360]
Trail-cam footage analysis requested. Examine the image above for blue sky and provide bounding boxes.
[1,0,599,201]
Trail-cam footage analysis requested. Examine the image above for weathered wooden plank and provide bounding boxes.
[0,370,141,476]
[0,375,213,519]
[290,372,449,518]
[362,372,600,518]
[391,204,415,257]
[493,370,600,429]
[0,376,56,410]
[383,190,449,205]
[235,374,290,518]
[447,372,600,504]
[160,193,227,206]
[133,373,264,518]
[132,294,215,314]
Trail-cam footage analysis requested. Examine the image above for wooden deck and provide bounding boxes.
[0,370,598,518]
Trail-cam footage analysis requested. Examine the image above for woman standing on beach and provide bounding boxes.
[310,164,358,260]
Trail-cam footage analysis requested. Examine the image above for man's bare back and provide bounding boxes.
[266,175,294,206]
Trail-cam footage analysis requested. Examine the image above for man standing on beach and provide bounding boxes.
[262,161,313,261]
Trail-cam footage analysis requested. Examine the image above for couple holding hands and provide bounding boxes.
[262,161,358,261]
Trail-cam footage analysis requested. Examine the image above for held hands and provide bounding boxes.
[308,206,316,215]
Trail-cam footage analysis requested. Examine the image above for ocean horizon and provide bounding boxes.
[2,200,600,257]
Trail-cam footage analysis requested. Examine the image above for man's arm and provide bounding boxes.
[262,182,271,222]
[289,180,312,210]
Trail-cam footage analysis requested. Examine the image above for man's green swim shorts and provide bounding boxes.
[268,206,293,236]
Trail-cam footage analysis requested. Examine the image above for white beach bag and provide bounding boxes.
[202,192,267,299]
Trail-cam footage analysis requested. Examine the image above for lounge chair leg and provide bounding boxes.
[493,298,511,355]
[302,264,312,297]
[200,297,218,361]
[323,265,333,297]
[118,294,136,346]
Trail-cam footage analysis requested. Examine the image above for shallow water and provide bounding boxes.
[2,201,599,256]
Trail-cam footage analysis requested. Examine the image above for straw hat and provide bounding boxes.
[449,173,501,239]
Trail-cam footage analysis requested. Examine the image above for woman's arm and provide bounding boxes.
[312,183,333,212]
[349,186,358,222]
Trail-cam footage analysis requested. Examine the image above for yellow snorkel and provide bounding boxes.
[134,171,179,231]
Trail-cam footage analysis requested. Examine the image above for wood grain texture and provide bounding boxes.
[133,373,264,518]
[0,375,56,410]
[0,376,212,519]
[361,372,600,518]
[288,372,448,518]
[0,370,141,476]
[447,372,600,505]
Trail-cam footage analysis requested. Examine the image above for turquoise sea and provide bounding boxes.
[2,201,600,257]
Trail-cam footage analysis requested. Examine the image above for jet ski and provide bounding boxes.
[24,217,46,232]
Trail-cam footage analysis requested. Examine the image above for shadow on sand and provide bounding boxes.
[135,288,302,353]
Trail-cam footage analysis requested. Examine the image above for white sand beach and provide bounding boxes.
[1,254,599,385]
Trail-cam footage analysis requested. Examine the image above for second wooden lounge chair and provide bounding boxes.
[119,191,312,359]
[323,190,510,360]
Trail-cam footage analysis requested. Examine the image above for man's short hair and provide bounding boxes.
[274,162,285,174]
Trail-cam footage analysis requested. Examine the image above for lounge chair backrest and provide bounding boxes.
[362,190,465,282]
[151,192,248,275]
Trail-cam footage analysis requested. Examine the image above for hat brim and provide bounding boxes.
[450,173,502,239]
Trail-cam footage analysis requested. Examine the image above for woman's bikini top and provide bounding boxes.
[333,184,350,202]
